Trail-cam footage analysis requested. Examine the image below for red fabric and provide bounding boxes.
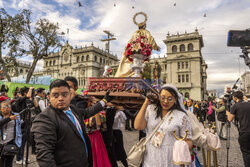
[0,96,8,102]
[88,130,111,167]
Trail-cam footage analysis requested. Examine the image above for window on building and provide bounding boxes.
[165,64,167,71]
[172,45,177,53]
[95,56,97,62]
[86,55,89,61]
[103,59,105,64]
[46,61,48,67]
[186,74,189,82]
[178,75,181,83]
[100,58,102,64]
[182,75,185,82]
[77,56,79,62]
[178,62,180,69]
[81,56,84,62]
[20,69,23,74]
[26,70,28,73]
[186,62,188,69]
[180,44,185,52]
[50,61,52,66]
[188,43,194,51]
[53,60,56,65]
[182,62,184,69]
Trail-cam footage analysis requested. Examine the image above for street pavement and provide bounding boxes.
[13,123,244,167]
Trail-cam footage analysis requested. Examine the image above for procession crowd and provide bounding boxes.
[0,77,249,167]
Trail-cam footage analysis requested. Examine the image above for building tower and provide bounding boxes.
[163,29,207,100]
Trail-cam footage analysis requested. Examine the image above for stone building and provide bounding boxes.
[241,71,250,98]
[43,42,119,88]
[0,60,31,77]
[150,29,208,100]
[207,89,217,97]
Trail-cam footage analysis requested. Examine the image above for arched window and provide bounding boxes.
[100,58,102,64]
[185,92,190,99]
[26,70,28,73]
[81,56,84,62]
[46,61,48,67]
[188,43,193,51]
[76,56,79,62]
[172,45,177,53]
[53,60,56,65]
[103,59,105,64]
[49,61,52,66]
[94,56,97,62]
[86,55,89,61]
[180,44,185,52]
[20,69,23,74]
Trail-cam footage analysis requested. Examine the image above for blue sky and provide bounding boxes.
[1,0,250,89]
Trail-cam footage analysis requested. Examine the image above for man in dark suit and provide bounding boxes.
[31,79,111,167]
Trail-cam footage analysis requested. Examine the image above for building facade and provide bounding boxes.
[207,89,217,97]
[0,60,31,77]
[150,29,207,100]
[241,71,250,97]
[43,42,119,88]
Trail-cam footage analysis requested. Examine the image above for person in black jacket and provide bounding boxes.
[226,91,250,167]
[31,79,112,167]
[64,76,89,109]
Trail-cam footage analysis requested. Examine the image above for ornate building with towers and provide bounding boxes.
[150,29,208,100]
[43,42,119,88]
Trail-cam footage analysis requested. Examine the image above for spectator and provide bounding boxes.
[0,101,22,167]
[35,88,46,112]
[212,98,227,140]
[226,91,250,167]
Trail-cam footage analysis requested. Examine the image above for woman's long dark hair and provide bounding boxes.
[155,87,186,119]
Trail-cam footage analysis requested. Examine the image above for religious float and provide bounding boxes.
[87,12,161,110]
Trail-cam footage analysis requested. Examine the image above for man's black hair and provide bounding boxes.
[0,84,9,93]
[233,91,243,100]
[64,76,78,88]
[37,88,45,94]
[20,87,29,96]
[50,79,70,91]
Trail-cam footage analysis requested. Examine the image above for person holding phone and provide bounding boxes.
[0,101,22,167]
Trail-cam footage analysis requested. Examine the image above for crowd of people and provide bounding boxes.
[0,78,249,167]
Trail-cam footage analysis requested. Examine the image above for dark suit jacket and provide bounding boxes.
[31,102,103,167]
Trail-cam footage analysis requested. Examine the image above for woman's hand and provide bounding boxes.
[185,139,193,150]
[10,115,18,120]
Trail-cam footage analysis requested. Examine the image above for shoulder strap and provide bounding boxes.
[143,110,172,145]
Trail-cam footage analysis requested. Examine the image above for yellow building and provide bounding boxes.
[150,29,208,100]
[43,42,119,88]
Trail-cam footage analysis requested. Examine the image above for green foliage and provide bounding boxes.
[0,8,62,83]
[21,11,62,83]
[142,61,151,79]
[0,8,28,81]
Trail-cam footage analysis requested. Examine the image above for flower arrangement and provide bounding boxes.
[125,35,152,62]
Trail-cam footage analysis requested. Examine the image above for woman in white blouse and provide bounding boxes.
[134,84,193,167]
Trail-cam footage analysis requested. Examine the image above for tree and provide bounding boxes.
[0,8,27,81]
[23,12,62,83]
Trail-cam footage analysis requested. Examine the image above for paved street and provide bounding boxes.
[13,123,243,167]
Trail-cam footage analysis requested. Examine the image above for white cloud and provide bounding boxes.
[3,0,250,89]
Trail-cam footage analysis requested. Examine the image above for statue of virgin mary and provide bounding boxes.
[115,12,160,77]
